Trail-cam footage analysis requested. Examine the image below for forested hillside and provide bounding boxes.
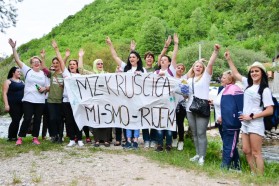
[0,0,278,113]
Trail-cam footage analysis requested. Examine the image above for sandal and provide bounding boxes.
[114,141,121,146]
[94,141,100,147]
[104,142,110,147]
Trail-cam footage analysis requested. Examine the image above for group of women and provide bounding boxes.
[3,35,274,175]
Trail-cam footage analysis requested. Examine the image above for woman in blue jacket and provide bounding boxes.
[213,70,243,170]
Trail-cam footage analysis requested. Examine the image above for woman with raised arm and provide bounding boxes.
[225,50,273,175]
[8,38,48,145]
[106,36,146,149]
[52,40,85,147]
[2,66,24,141]
[154,33,179,152]
[186,44,220,165]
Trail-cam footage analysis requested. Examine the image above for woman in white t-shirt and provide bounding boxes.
[186,44,220,166]
[8,38,48,146]
[106,36,146,149]
[226,50,273,175]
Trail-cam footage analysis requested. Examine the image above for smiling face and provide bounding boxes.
[129,53,139,67]
[13,68,21,79]
[192,61,205,77]
[249,67,262,84]
[30,57,42,71]
[176,65,185,77]
[52,58,61,72]
[221,72,234,86]
[68,60,78,73]
[145,54,154,67]
[95,59,104,71]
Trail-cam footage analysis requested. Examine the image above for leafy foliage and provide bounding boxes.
[0,0,278,114]
[0,0,23,33]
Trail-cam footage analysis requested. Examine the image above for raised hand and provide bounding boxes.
[78,49,84,57]
[173,33,179,44]
[8,38,16,48]
[106,36,112,46]
[214,44,221,52]
[65,49,70,58]
[224,49,231,60]
[130,40,136,51]
[40,49,46,58]
[165,35,171,48]
[51,40,58,49]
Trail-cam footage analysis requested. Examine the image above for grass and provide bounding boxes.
[0,136,278,185]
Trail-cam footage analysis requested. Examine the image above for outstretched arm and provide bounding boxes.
[224,50,242,81]
[40,49,47,69]
[130,40,136,52]
[106,36,122,66]
[78,49,84,69]
[171,33,179,69]
[206,44,220,75]
[8,39,23,68]
[64,48,70,64]
[51,40,65,71]
[158,35,171,66]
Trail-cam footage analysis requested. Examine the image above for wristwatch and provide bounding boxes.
[250,113,254,119]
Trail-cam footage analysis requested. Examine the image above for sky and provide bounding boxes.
[0,0,93,57]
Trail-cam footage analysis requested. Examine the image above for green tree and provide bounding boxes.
[138,17,166,56]
[188,7,208,39]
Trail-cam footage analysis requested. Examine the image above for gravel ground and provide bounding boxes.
[0,148,240,186]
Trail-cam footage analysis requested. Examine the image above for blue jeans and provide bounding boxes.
[157,130,172,146]
[126,129,139,138]
[142,129,157,142]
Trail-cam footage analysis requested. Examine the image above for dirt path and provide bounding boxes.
[0,147,240,186]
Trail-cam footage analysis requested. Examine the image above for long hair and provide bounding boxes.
[68,59,79,73]
[246,68,269,106]
[124,51,144,72]
[7,66,19,79]
[189,60,206,81]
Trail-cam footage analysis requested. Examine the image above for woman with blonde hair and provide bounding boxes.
[212,70,243,170]
[186,44,220,165]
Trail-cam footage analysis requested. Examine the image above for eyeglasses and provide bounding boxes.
[32,61,41,64]
[97,63,103,65]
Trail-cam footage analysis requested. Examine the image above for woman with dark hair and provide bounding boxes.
[2,66,25,141]
[106,36,147,149]
[52,41,85,147]
[8,38,48,145]
[226,50,273,175]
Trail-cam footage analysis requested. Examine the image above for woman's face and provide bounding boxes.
[31,58,41,70]
[129,53,139,67]
[145,55,154,67]
[176,65,185,77]
[52,59,61,72]
[250,67,262,84]
[68,60,78,73]
[13,69,21,79]
[96,59,104,71]
[160,56,170,69]
[193,62,204,76]
[221,73,232,86]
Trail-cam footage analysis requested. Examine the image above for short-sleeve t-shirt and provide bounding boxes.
[120,61,147,73]
[47,71,64,103]
[62,68,81,102]
[21,63,47,103]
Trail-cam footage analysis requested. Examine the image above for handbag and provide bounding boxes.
[189,78,210,117]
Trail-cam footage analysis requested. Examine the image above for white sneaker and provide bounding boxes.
[190,155,200,162]
[78,140,84,147]
[172,138,178,147]
[198,156,204,166]
[144,141,150,148]
[67,140,76,147]
[150,141,157,148]
[177,141,184,151]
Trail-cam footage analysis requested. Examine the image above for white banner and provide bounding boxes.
[64,73,180,131]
